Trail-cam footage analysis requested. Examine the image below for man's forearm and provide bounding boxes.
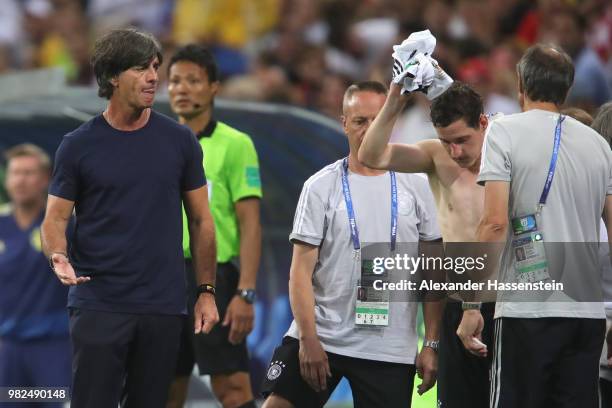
[190,216,217,286]
[41,217,69,258]
[289,270,317,340]
[423,299,444,340]
[474,220,507,302]
[238,217,261,289]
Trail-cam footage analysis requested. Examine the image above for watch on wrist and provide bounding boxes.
[423,339,439,351]
[236,288,256,304]
[462,301,482,311]
[197,283,216,297]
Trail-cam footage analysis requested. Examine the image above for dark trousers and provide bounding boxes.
[491,317,605,408]
[69,308,182,408]
[437,301,495,408]
[602,378,612,408]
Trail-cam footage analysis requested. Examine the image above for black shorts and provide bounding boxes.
[175,260,250,376]
[261,337,416,408]
[490,317,605,408]
[437,301,495,408]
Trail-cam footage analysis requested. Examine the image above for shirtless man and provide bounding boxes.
[358,81,494,408]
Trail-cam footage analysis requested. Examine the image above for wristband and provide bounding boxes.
[197,283,216,297]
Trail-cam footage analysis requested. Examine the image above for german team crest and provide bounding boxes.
[266,360,286,380]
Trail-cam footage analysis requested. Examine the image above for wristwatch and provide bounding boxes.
[197,283,216,297]
[462,301,482,311]
[236,288,256,304]
[423,339,439,351]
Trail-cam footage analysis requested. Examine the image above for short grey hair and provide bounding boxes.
[516,43,574,106]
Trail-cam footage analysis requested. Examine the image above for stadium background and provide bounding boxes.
[0,0,610,406]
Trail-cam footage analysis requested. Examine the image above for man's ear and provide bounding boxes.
[210,81,220,97]
[479,113,488,131]
[516,75,524,99]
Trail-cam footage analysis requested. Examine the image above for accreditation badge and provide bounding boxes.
[511,214,550,283]
[355,258,389,326]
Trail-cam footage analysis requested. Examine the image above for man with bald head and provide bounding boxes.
[260,81,444,408]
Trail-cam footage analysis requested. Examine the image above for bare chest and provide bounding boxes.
[431,170,484,242]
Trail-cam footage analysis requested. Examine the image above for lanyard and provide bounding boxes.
[341,158,398,252]
[537,114,565,212]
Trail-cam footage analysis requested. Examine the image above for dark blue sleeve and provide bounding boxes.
[49,136,79,201]
[182,131,206,192]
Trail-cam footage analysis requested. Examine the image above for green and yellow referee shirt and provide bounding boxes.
[182,120,262,263]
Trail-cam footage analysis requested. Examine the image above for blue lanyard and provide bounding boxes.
[341,158,398,251]
[538,114,565,211]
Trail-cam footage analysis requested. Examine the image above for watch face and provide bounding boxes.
[240,289,256,303]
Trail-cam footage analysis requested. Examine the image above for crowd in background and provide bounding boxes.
[1,0,611,120]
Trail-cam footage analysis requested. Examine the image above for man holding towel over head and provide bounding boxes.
[360,29,496,408]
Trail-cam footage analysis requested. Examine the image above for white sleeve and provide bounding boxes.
[477,120,512,186]
[289,180,327,246]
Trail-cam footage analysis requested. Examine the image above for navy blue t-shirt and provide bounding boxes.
[49,111,205,315]
[0,206,69,340]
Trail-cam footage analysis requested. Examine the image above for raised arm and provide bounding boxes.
[358,83,436,173]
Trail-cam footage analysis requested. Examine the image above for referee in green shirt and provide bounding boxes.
[167,45,263,408]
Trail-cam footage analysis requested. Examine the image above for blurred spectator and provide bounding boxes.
[592,102,612,147]
[316,73,351,119]
[172,0,279,48]
[38,0,90,84]
[0,0,23,73]
[0,144,71,404]
[0,0,610,119]
[540,9,611,112]
[88,0,173,39]
[592,101,612,408]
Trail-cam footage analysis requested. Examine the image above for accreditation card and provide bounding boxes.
[511,214,550,283]
[355,259,389,326]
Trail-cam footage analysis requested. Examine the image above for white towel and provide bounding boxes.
[391,29,453,100]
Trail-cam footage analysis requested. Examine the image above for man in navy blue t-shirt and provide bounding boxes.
[0,144,71,408]
[41,28,219,408]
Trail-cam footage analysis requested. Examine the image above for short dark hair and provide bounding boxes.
[430,81,483,128]
[168,44,218,83]
[592,102,612,148]
[91,28,162,99]
[342,81,387,112]
[516,43,574,106]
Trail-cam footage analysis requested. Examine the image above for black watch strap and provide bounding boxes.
[197,283,216,297]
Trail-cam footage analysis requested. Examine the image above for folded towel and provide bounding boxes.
[391,29,453,99]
